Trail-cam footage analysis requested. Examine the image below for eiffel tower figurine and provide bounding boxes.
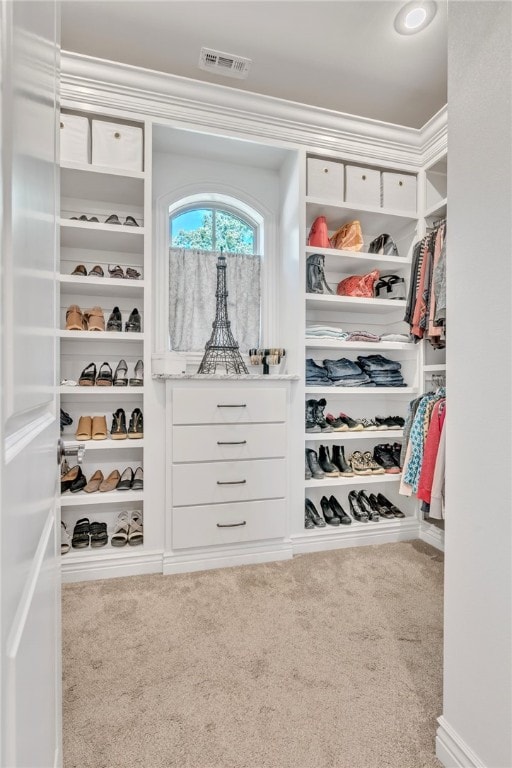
[197,251,249,375]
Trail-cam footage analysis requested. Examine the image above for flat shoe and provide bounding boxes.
[61,465,83,493]
[91,415,107,440]
[99,469,121,493]
[83,469,104,493]
[117,467,134,491]
[128,511,143,546]
[131,466,143,490]
[75,415,92,441]
[72,517,90,548]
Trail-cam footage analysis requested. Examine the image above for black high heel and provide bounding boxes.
[328,495,352,525]
[358,490,379,522]
[376,493,405,518]
[96,362,113,386]
[125,308,141,333]
[305,498,326,527]
[369,493,394,519]
[348,490,369,522]
[320,496,340,526]
[78,362,96,386]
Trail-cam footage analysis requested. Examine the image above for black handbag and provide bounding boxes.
[368,234,399,257]
[374,274,406,300]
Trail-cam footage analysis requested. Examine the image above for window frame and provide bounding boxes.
[154,188,277,365]
[170,202,258,254]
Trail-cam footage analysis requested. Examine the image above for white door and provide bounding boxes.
[0,2,61,766]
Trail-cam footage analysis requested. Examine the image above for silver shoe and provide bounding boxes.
[129,359,143,386]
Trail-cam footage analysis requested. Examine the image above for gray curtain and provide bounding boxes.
[169,248,261,352]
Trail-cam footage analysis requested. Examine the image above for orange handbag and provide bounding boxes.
[329,220,364,252]
[337,269,380,298]
[307,216,330,249]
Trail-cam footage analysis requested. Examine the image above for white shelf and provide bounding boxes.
[60,160,144,180]
[59,274,144,298]
[305,429,404,441]
[305,473,402,489]
[60,219,144,253]
[305,386,417,395]
[61,545,146,564]
[305,293,406,314]
[305,196,418,231]
[305,245,411,271]
[62,438,145,449]
[305,338,412,351]
[60,386,144,395]
[60,489,144,506]
[59,330,144,341]
[424,198,447,219]
[298,515,413,536]
[423,364,446,372]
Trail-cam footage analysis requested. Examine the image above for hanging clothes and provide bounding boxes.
[399,388,446,497]
[417,399,446,504]
[405,222,446,348]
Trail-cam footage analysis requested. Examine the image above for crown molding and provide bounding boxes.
[419,104,448,167]
[60,51,446,168]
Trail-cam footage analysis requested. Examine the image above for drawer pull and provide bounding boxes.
[216,521,247,528]
[217,404,247,408]
[217,440,247,445]
[216,479,246,485]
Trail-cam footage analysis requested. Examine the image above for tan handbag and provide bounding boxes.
[329,220,364,252]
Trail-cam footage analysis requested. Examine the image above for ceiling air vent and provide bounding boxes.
[198,47,252,80]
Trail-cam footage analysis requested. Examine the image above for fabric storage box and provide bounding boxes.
[91,120,143,172]
[307,157,343,199]
[382,171,417,213]
[59,114,90,165]
[345,165,380,208]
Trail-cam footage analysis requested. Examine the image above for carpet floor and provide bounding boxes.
[62,541,444,768]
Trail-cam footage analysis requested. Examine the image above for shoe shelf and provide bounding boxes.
[299,515,415,537]
[60,160,145,181]
[305,386,417,395]
[304,473,401,489]
[305,197,418,231]
[305,245,412,271]
[423,363,446,372]
[59,330,144,342]
[61,438,145,450]
[305,339,412,351]
[304,429,404,441]
[61,544,146,563]
[59,274,145,298]
[60,385,144,395]
[60,489,144,506]
[60,163,145,207]
[305,294,406,314]
[60,219,145,253]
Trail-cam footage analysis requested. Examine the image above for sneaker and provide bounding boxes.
[373,444,401,474]
[362,451,386,475]
[339,412,364,431]
[349,450,372,475]
[391,442,402,469]
[313,399,333,432]
[325,413,349,431]
[305,399,321,433]
[357,418,379,431]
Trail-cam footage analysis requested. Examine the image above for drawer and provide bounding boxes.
[172,458,285,506]
[345,165,381,208]
[172,423,286,463]
[381,171,417,213]
[307,157,343,199]
[172,387,286,425]
[172,498,286,549]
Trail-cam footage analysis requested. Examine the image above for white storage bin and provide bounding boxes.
[382,171,417,213]
[91,120,143,172]
[345,165,380,208]
[307,157,344,199]
[59,114,90,165]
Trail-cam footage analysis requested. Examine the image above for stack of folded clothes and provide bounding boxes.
[305,324,348,341]
[323,358,374,387]
[344,330,380,343]
[306,358,333,385]
[356,354,406,386]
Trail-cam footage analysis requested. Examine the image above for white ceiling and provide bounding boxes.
[61,0,447,129]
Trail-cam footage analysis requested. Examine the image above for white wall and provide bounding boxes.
[439,2,512,766]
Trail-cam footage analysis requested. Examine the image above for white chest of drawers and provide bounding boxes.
[164,379,293,574]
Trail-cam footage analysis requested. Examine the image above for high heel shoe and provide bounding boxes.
[65,304,85,331]
[107,306,122,332]
[320,495,341,526]
[369,493,394,519]
[348,490,369,523]
[328,495,352,525]
[376,492,405,519]
[358,490,379,522]
[78,362,97,386]
[85,306,105,332]
[125,308,141,333]
[304,498,326,527]
[113,359,128,386]
[129,359,143,386]
[96,362,113,386]
[128,408,143,439]
[111,408,127,440]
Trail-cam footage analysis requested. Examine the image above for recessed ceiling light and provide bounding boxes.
[394,1,437,35]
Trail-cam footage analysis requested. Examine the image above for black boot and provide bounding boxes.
[392,442,402,469]
[318,445,339,477]
[314,398,333,432]
[320,496,340,525]
[305,399,321,433]
[332,444,354,476]
[305,448,324,479]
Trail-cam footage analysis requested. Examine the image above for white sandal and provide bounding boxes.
[61,521,71,555]
[111,511,130,547]
[128,510,143,546]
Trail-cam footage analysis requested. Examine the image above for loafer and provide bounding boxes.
[107,306,122,332]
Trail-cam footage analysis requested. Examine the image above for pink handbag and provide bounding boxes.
[307,216,330,249]
[337,269,380,298]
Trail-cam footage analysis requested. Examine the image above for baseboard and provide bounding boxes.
[291,518,419,555]
[419,520,445,552]
[61,550,163,583]
[436,716,486,768]
[163,541,293,575]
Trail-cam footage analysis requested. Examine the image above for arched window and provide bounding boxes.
[168,197,263,353]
